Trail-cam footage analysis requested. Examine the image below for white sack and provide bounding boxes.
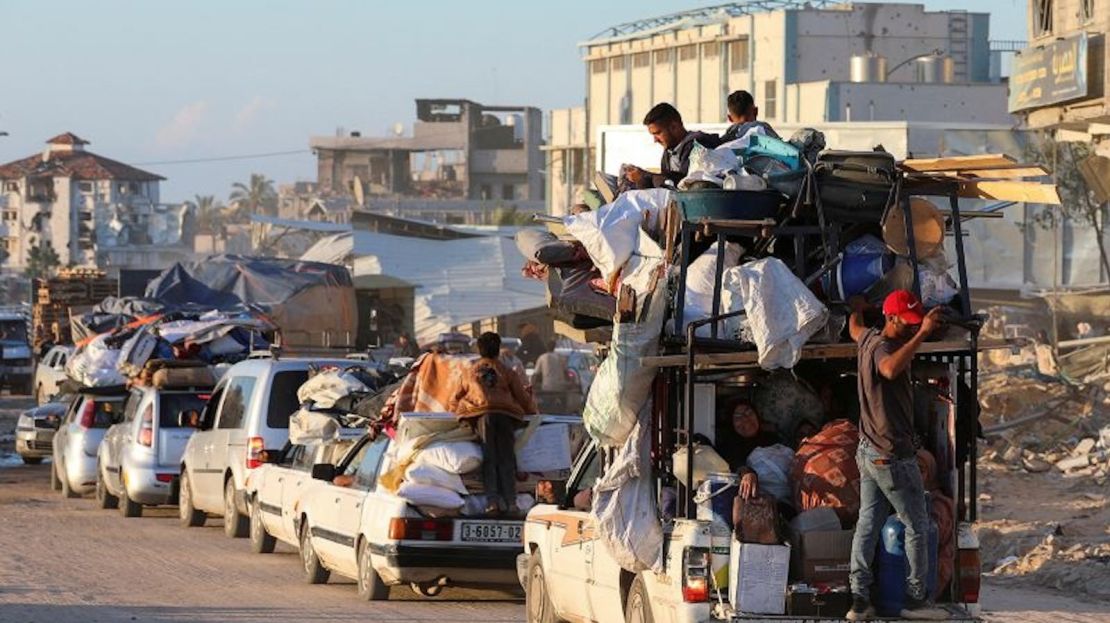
[918,255,959,307]
[396,482,465,509]
[296,368,370,409]
[414,441,483,474]
[746,444,795,506]
[720,258,828,370]
[405,463,468,495]
[288,409,340,445]
[591,411,664,573]
[66,335,124,387]
[565,188,672,282]
[679,142,742,190]
[682,242,742,336]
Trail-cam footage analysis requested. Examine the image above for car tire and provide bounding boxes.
[118,475,142,518]
[249,497,276,554]
[525,554,559,623]
[178,470,207,528]
[50,460,62,491]
[357,538,389,600]
[300,522,330,585]
[95,465,119,510]
[59,460,79,499]
[223,478,249,538]
[623,575,655,623]
[21,456,43,465]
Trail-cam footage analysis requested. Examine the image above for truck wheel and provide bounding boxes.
[50,461,62,491]
[299,522,330,585]
[250,497,276,554]
[59,460,79,499]
[357,538,389,600]
[223,478,249,538]
[118,477,143,518]
[624,576,655,623]
[95,465,119,509]
[21,456,43,465]
[525,554,559,623]
[178,471,207,527]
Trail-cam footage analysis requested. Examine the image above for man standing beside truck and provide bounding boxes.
[847,290,947,621]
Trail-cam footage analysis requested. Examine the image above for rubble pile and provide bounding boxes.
[989,534,1110,600]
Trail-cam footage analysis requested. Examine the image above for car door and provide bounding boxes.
[53,396,79,467]
[48,349,67,396]
[103,390,142,491]
[277,445,318,544]
[256,446,298,543]
[192,383,232,511]
[312,436,388,576]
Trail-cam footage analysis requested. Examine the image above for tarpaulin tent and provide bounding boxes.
[145,255,357,347]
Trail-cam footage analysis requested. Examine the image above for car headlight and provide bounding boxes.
[16,414,32,431]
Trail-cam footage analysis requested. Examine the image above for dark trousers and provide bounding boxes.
[470,413,518,510]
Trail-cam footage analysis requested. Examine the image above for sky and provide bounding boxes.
[0,0,1028,203]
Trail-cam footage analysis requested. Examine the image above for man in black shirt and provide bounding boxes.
[625,103,721,188]
[846,290,947,621]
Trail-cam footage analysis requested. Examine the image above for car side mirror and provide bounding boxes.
[311,463,336,482]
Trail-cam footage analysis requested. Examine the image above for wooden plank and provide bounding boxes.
[927,166,1050,179]
[900,153,1018,173]
[957,180,1062,205]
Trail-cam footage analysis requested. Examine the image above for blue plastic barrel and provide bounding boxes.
[874,513,939,616]
[694,472,738,532]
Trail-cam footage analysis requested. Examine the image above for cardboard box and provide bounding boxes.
[729,541,790,615]
[789,529,854,584]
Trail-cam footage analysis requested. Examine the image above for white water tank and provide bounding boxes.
[850,53,887,83]
[916,55,956,83]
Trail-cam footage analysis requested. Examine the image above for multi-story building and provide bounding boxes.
[310,98,545,224]
[0,133,170,269]
[547,2,1017,214]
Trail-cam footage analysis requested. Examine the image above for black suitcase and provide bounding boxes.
[814,150,897,220]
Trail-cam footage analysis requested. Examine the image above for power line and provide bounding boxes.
[130,149,309,166]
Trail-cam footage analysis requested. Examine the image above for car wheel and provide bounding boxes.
[178,470,207,527]
[526,553,559,623]
[118,474,142,518]
[95,464,119,510]
[299,522,330,585]
[357,538,388,600]
[223,478,249,538]
[50,460,62,491]
[249,497,276,554]
[21,456,43,465]
[624,575,655,623]
[59,460,79,499]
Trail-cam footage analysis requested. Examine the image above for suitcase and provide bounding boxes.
[814,150,897,220]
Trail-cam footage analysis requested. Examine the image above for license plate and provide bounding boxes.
[458,521,522,543]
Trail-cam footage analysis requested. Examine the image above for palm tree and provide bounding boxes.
[190,194,228,234]
[229,173,277,219]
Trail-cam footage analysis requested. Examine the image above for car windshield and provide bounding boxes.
[159,392,211,428]
[0,319,26,341]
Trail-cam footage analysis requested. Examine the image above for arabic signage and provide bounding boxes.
[1008,33,1089,113]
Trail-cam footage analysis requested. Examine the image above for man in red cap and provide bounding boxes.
[846,290,946,621]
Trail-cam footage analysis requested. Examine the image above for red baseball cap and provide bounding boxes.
[882,289,925,324]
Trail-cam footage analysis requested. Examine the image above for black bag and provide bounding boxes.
[814,150,897,220]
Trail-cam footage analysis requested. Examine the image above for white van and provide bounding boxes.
[177,357,352,537]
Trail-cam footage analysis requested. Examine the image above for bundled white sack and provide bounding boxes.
[396,482,465,509]
[746,444,795,506]
[405,463,468,495]
[681,241,742,336]
[679,142,742,189]
[296,368,371,409]
[720,258,828,370]
[565,188,672,282]
[288,409,340,445]
[66,335,125,387]
[413,441,483,474]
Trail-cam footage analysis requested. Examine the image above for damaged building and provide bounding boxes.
[310,98,544,224]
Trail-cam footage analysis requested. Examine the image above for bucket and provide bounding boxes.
[677,189,784,222]
[673,443,731,489]
[824,253,892,300]
[694,471,739,534]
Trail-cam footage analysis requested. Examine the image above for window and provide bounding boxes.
[654,48,673,65]
[1033,0,1053,36]
[160,392,210,428]
[610,55,626,71]
[678,44,697,62]
[3,210,17,222]
[3,182,17,192]
[729,38,750,71]
[121,392,142,425]
[1081,0,1094,21]
[292,446,316,471]
[590,58,606,74]
[764,80,778,120]
[265,370,309,429]
[216,376,257,430]
[0,238,14,253]
[502,184,515,200]
[632,52,650,68]
[353,436,390,490]
[702,42,719,59]
[77,181,94,194]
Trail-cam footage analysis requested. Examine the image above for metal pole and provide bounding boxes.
[710,232,725,339]
[948,192,973,316]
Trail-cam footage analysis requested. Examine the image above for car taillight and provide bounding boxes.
[78,401,96,428]
[138,408,153,447]
[246,436,265,469]
[388,518,454,541]
[682,546,710,603]
[957,548,981,603]
[155,473,175,483]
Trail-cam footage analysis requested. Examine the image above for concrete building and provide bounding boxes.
[0,133,183,270]
[310,99,545,225]
[547,2,1017,214]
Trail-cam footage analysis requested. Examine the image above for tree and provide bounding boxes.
[25,239,60,281]
[190,194,226,234]
[229,173,277,219]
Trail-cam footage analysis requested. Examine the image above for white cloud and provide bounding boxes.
[155,101,208,148]
[233,96,275,131]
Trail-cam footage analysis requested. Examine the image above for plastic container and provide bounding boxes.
[694,471,738,533]
[672,442,731,489]
[677,189,784,221]
[823,253,893,300]
[874,513,939,617]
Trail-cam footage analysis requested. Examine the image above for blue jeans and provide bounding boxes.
[850,440,930,601]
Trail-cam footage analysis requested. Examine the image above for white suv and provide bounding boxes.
[177,357,351,537]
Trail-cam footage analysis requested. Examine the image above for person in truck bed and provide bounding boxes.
[448,332,537,515]
[624,102,721,188]
[720,89,779,144]
[847,290,947,622]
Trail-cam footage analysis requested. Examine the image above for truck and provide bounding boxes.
[519,152,1028,621]
[0,307,34,394]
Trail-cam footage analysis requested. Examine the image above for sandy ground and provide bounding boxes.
[2,395,1107,622]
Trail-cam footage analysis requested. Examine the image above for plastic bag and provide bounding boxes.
[681,242,742,336]
[288,409,341,445]
[396,481,465,509]
[746,444,795,506]
[405,463,468,495]
[66,335,125,387]
[297,368,371,409]
[413,441,483,474]
[565,188,671,282]
[679,143,742,189]
[918,255,958,307]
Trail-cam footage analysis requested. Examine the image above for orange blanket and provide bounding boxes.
[381,352,477,421]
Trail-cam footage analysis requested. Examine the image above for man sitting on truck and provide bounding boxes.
[448,332,538,515]
[720,89,779,144]
[847,290,947,621]
[624,103,721,188]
